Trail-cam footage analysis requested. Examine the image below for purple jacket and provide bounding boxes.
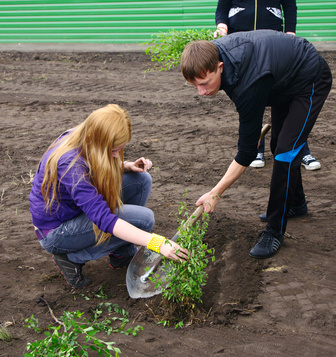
[29,140,119,233]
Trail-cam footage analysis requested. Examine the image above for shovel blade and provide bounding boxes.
[126,246,167,299]
[126,206,205,299]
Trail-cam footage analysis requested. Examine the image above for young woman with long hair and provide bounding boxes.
[29,104,188,288]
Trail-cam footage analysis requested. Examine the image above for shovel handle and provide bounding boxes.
[171,205,204,242]
[260,123,271,141]
[140,205,204,282]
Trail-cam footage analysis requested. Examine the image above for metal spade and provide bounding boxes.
[126,205,204,299]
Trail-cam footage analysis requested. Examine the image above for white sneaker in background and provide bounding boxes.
[250,153,265,168]
[301,154,321,171]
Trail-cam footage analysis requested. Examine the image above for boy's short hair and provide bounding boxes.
[180,40,220,82]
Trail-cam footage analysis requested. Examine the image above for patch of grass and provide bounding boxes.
[40,273,59,283]
[144,28,214,72]
[0,323,12,342]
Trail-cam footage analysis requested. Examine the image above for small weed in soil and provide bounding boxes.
[24,297,143,357]
[0,323,12,342]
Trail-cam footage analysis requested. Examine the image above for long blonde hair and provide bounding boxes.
[41,104,131,244]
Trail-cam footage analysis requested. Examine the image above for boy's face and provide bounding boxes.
[191,62,223,96]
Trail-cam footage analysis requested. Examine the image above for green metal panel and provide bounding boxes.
[0,1,218,43]
[296,0,336,41]
[0,0,335,43]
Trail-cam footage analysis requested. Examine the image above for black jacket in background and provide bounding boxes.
[215,0,297,33]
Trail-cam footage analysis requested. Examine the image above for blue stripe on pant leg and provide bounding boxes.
[274,83,315,234]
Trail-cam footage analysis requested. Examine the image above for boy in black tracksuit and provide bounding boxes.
[180,30,332,258]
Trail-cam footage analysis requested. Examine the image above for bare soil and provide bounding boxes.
[0,49,335,357]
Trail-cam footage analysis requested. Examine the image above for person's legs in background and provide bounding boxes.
[250,135,321,171]
[301,141,321,170]
[250,137,265,168]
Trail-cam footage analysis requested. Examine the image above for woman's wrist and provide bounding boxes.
[147,233,166,253]
[124,161,131,171]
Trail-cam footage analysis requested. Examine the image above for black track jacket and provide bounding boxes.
[212,30,325,166]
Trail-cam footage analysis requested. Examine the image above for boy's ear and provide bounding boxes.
[218,61,224,73]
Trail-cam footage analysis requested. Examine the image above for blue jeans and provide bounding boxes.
[39,172,154,264]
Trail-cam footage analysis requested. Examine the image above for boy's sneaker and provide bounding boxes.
[109,253,134,269]
[259,201,308,222]
[301,154,321,171]
[250,153,265,168]
[287,201,308,218]
[250,230,284,259]
[53,254,91,288]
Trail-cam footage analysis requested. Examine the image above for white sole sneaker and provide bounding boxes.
[301,161,321,171]
[250,159,265,168]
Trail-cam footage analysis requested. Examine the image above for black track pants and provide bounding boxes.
[266,60,332,234]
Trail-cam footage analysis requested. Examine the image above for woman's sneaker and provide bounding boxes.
[109,253,134,269]
[301,154,321,171]
[250,153,265,168]
[53,254,91,288]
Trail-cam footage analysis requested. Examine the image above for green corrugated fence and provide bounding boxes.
[0,0,335,43]
[297,0,336,41]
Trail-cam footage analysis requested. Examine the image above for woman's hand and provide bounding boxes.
[160,240,189,261]
[113,222,188,262]
[124,157,152,172]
